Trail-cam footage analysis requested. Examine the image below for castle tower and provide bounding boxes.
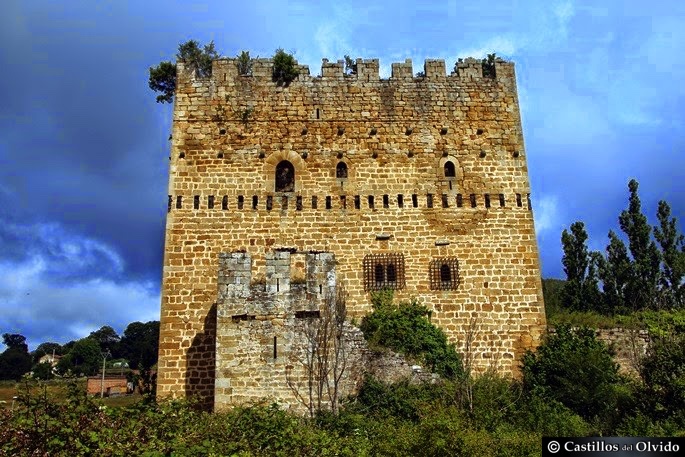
[158,55,546,409]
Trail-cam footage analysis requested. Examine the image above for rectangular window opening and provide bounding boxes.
[456,194,463,208]
[516,193,522,207]
[441,194,449,208]
[222,195,228,210]
[340,195,346,209]
[312,196,318,209]
[354,195,360,209]
[499,193,505,207]
[176,196,182,209]
[383,194,389,208]
[296,196,303,211]
[273,336,277,360]
[252,195,258,210]
[325,196,332,210]
[470,194,477,208]
[397,194,404,208]
[208,195,214,209]
[266,196,273,211]
[427,194,434,208]
[237,195,244,210]
[368,195,375,209]
[295,310,321,319]
[484,194,491,208]
[412,194,418,208]
[167,195,172,213]
[193,195,200,209]
[281,195,288,210]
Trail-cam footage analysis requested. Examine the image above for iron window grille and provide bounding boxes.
[429,258,461,290]
[363,253,406,291]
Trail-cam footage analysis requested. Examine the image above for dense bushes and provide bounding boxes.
[359,290,463,379]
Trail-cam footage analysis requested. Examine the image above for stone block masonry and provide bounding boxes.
[157,55,547,410]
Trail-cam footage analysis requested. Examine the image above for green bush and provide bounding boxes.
[272,48,299,85]
[522,325,625,427]
[638,334,685,424]
[360,290,463,379]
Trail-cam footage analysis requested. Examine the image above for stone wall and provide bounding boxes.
[158,56,546,409]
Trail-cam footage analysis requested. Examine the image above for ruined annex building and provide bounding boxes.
[158,55,547,411]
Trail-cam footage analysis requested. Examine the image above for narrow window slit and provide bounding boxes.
[383,194,389,208]
[427,194,434,208]
[457,194,463,208]
[273,336,277,360]
[397,194,404,208]
[222,195,228,210]
[176,196,182,209]
[325,196,332,209]
[412,194,418,208]
[368,195,375,209]
[484,194,491,208]
[208,195,214,209]
[312,196,318,209]
[167,196,172,213]
[296,196,302,211]
[499,194,505,207]
[470,194,476,208]
[441,194,448,208]
[252,196,258,210]
[238,195,244,209]
[516,193,522,207]
[266,196,273,211]
[194,195,200,209]
[354,195,360,209]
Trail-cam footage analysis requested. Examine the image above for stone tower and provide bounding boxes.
[157,55,547,410]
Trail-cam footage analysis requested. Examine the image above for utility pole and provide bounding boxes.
[100,350,110,398]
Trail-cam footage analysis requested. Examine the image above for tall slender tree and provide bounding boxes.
[618,179,661,310]
[560,222,601,311]
[654,200,685,308]
[597,231,632,314]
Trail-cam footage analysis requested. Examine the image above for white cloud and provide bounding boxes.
[0,222,159,349]
[534,194,561,235]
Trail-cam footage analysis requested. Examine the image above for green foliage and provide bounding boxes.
[272,48,299,85]
[177,39,219,78]
[31,342,62,365]
[343,55,356,75]
[32,362,54,381]
[119,321,159,370]
[639,334,685,423]
[541,277,565,314]
[654,200,685,308]
[561,222,602,311]
[598,230,633,313]
[522,325,624,426]
[619,179,662,311]
[481,53,497,78]
[57,338,102,377]
[360,291,463,379]
[0,334,32,380]
[236,50,253,76]
[149,40,220,104]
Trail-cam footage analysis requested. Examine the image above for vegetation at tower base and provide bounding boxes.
[359,290,463,380]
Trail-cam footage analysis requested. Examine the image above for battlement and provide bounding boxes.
[217,251,336,318]
[179,55,515,86]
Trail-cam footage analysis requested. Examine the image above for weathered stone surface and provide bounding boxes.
[157,56,547,410]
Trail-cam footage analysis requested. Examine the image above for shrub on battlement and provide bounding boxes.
[272,48,299,85]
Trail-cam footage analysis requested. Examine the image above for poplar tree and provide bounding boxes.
[654,200,685,308]
[597,231,632,314]
[560,222,600,311]
[618,179,661,311]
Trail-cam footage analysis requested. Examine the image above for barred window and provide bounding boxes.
[430,258,461,290]
[336,161,348,179]
[364,253,405,291]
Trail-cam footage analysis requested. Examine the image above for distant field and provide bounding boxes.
[0,379,142,409]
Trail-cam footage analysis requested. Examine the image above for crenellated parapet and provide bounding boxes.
[177,55,516,87]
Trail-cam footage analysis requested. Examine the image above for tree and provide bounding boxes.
[59,338,102,377]
[639,334,685,423]
[522,325,623,425]
[236,50,253,76]
[618,179,661,311]
[654,200,685,308]
[119,321,160,370]
[598,231,632,314]
[149,39,221,104]
[343,55,357,75]
[88,325,121,358]
[560,222,601,311]
[0,333,32,380]
[272,48,299,85]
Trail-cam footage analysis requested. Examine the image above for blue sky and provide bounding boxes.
[1,0,683,349]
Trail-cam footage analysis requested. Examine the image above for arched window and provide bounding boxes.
[387,264,397,283]
[444,161,456,178]
[374,264,385,284]
[336,161,348,179]
[440,264,451,282]
[275,160,295,192]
